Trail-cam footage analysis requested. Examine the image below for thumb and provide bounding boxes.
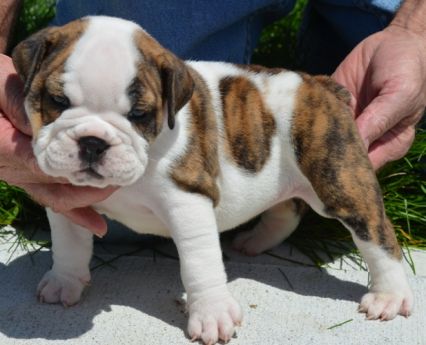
[62,207,108,237]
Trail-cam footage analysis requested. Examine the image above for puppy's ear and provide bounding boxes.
[12,27,58,95]
[135,31,194,129]
[159,54,194,130]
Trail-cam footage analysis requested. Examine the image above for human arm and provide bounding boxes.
[332,0,426,170]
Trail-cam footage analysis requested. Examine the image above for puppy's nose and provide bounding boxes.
[78,136,110,163]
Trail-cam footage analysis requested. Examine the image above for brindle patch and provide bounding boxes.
[219,76,276,173]
[12,19,87,136]
[129,30,171,142]
[313,75,352,106]
[127,62,163,143]
[170,67,220,205]
[39,71,70,125]
[291,75,401,259]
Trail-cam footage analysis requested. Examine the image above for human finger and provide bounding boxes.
[355,90,415,148]
[368,124,416,170]
[62,207,108,236]
[0,115,68,184]
[21,183,117,213]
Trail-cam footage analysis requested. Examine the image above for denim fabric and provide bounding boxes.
[297,0,402,74]
[52,0,296,63]
[52,0,401,71]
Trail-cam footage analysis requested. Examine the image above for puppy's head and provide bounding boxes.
[12,16,194,187]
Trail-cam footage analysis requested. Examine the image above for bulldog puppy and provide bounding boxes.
[12,16,413,345]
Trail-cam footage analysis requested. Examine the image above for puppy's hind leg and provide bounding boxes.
[291,80,413,319]
[305,173,413,320]
[232,199,307,256]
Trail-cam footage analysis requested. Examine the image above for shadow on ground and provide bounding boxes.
[0,232,367,341]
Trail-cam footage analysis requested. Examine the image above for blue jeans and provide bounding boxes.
[298,0,401,74]
[52,0,401,72]
[52,0,296,64]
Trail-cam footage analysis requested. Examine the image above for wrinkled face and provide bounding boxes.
[12,16,193,188]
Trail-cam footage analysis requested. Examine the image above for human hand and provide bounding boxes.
[0,54,115,236]
[332,26,426,170]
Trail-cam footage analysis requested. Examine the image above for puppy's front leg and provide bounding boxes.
[37,209,93,306]
[159,195,242,344]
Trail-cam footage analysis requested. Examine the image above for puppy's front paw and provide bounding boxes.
[359,289,414,320]
[188,293,242,344]
[37,269,90,307]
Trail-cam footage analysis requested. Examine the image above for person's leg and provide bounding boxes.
[52,0,296,63]
[297,0,402,74]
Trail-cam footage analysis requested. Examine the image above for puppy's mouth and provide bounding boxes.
[80,167,104,180]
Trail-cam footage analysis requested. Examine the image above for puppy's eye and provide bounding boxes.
[50,94,71,109]
[127,109,145,121]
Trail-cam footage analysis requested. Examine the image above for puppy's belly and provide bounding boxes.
[97,196,276,237]
[94,188,282,238]
[108,210,169,237]
[94,192,170,237]
[214,187,293,232]
[94,146,302,237]
[213,156,302,232]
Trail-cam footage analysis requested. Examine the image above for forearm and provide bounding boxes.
[391,0,426,34]
[0,0,22,53]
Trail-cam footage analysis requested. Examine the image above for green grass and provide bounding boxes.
[379,129,426,248]
[0,183,23,225]
[1,0,425,264]
[326,319,354,330]
[0,181,46,229]
[252,0,307,68]
[13,0,56,45]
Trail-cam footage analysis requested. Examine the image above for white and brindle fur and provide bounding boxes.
[12,16,413,345]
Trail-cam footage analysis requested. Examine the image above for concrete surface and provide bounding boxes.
[1,226,425,345]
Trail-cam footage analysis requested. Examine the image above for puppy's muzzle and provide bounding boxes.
[78,136,110,164]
